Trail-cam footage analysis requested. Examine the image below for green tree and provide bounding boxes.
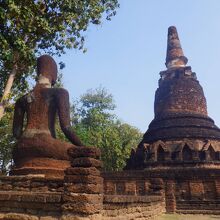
[72,87,142,171]
[0,0,119,119]
[0,105,15,174]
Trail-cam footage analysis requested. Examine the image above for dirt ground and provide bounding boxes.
[156,214,220,220]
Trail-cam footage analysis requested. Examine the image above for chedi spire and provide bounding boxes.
[165,26,188,69]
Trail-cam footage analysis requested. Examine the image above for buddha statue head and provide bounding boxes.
[37,55,58,86]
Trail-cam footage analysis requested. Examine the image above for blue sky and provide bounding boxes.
[56,0,220,132]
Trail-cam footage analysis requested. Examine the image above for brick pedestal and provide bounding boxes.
[62,146,103,219]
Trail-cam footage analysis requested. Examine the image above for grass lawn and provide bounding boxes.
[156,214,220,220]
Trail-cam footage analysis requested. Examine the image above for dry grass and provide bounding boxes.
[156,214,220,220]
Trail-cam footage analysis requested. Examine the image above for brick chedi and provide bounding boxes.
[125,26,220,169]
[123,26,220,215]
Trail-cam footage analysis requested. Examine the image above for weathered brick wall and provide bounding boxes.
[0,171,165,220]
[0,176,64,192]
[0,176,63,219]
[155,68,207,117]
[175,178,220,214]
[102,195,165,220]
[103,171,164,196]
[103,168,220,215]
[0,167,219,219]
[159,167,220,214]
[102,171,165,220]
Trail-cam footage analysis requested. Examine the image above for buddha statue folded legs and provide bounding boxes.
[11,133,75,177]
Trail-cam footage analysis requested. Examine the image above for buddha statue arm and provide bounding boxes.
[13,97,25,139]
[56,88,83,146]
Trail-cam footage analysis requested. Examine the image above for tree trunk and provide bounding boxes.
[0,67,17,120]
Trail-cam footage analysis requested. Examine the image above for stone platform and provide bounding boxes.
[0,175,62,219]
[1,166,220,219]
[0,173,165,220]
[103,166,220,215]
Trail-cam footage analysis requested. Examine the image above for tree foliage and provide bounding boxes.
[0,0,119,105]
[0,105,15,174]
[72,87,142,171]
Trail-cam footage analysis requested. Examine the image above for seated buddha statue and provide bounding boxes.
[11,55,83,177]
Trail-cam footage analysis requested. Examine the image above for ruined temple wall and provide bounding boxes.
[0,144,165,220]
[174,172,220,214]
[0,176,63,219]
[102,171,165,220]
[102,168,220,215]
[0,168,219,219]
[0,173,165,220]
[102,195,165,220]
[0,176,64,192]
